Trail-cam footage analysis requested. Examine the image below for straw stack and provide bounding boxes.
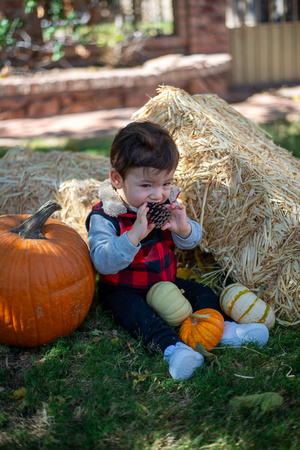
[132,85,300,322]
[55,178,102,241]
[0,148,110,241]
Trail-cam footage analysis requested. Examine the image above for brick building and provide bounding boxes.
[0,0,231,120]
[1,0,230,66]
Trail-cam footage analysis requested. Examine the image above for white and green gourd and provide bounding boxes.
[220,283,275,330]
[146,281,192,326]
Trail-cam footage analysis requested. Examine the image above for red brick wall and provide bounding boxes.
[186,0,229,54]
[0,0,23,15]
[144,0,230,56]
[0,54,231,120]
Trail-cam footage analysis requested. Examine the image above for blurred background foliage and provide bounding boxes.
[0,0,174,70]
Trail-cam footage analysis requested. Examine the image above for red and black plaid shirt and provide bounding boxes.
[86,203,177,289]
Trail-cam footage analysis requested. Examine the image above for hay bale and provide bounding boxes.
[132,85,300,322]
[55,178,102,241]
[0,148,110,240]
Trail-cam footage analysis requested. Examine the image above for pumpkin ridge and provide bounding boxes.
[238,297,259,321]
[0,230,18,246]
[4,243,21,345]
[196,324,220,347]
[44,225,87,247]
[40,240,65,340]
[28,240,59,345]
[192,331,212,349]
[259,304,272,323]
[221,283,244,300]
[228,289,250,316]
[27,241,43,346]
[5,240,33,346]
[146,282,192,325]
[30,239,77,345]
[43,239,89,335]
[47,231,93,281]
[200,320,223,335]
[45,237,93,340]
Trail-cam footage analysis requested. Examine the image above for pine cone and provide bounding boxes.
[146,203,172,228]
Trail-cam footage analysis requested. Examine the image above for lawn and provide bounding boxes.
[0,296,299,449]
[0,135,114,160]
[0,118,300,160]
[0,119,300,449]
[261,119,300,159]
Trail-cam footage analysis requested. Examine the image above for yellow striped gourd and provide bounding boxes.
[220,283,275,330]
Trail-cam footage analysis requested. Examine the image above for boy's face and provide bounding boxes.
[110,167,175,209]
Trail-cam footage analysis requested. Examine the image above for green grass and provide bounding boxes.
[0,297,299,449]
[1,119,300,161]
[260,119,300,158]
[27,136,113,156]
[0,135,113,159]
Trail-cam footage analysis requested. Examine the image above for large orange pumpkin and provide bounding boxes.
[0,201,95,347]
[179,308,225,351]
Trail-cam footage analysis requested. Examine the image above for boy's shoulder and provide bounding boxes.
[98,179,128,217]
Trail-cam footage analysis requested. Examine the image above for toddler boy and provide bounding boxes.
[86,121,269,380]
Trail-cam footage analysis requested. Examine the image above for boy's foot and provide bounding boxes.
[164,342,204,380]
[221,322,269,348]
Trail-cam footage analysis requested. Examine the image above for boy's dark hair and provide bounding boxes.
[110,121,179,178]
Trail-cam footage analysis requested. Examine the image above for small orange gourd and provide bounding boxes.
[179,308,225,351]
[0,201,95,347]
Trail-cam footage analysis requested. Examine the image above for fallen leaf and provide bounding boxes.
[9,387,26,401]
[55,396,66,405]
[127,340,135,354]
[230,392,283,414]
[91,329,102,336]
[132,370,150,389]
[177,267,195,279]
[74,406,85,419]
[135,402,149,413]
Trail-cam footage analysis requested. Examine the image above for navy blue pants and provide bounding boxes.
[98,278,231,353]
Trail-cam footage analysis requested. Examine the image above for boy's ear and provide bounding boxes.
[110,168,123,189]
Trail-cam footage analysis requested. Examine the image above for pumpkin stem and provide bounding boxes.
[190,313,210,320]
[10,200,62,240]
[257,284,264,298]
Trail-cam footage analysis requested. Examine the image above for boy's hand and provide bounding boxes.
[126,203,155,247]
[161,203,191,238]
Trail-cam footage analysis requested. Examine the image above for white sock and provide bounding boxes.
[164,342,204,380]
[220,321,269,348]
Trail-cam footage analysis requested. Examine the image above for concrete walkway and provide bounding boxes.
[0,85,300,146]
